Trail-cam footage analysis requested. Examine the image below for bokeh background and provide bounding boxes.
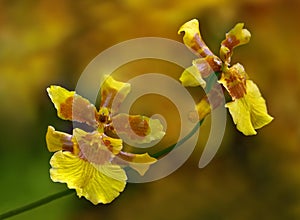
[0,0,299,219]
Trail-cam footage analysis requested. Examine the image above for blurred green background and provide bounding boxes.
[0,0,299,219]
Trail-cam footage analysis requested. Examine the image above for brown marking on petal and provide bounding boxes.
[193,59,212,78]
[194,84,225,121]
[103,139,114,152]
[103,139,111,146]
[192,34,214,58]
[100,89,126,111]
[205,56,222,73]
[110,151,134,166]
[222,35,240,51]
[48,127,75,152]
[60,96,73,119]
[105,124,116,132]
[116,151,135,162]
[100,90,109,107]
[111,114,151,142]
[104,124,118,139]
[193,56,222,78]
[76,96,98,127]
[59,95,98,127]
[61,140,74,152]
[129,116,149,137]
[223,73,247,99]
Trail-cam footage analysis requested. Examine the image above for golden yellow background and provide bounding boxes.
[0,0,299,219]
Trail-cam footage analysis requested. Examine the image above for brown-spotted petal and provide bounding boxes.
[46,126,78,154]
[194,56,222,77]
[111,113,165,145]
[47,86,98,127]
[113,151,157,176]
[179,65,206,88]
[226,80,274,135]
[100,75,131,113]
[178,19,214,58]
[220,23,251,63]
[189,83,225,122]
[180,56,222,88]
[219,63,248,100]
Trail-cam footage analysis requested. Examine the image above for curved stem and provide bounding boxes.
[0,190,73,219]
[0,120,203,219]
[151,119,204,158]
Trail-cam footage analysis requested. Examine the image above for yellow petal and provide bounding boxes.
[225,80,274,135]
[221,23,251,50]
[178,19,213,57]
[112,113,165,145]
[219,45,231,64]
[220,23,251,63]
[193,56,222,77]
[179,65,206,88]
[50,151,127,204]
[102,136,123,155]
[190,84,225,122]
[46,126,75,153]
[47,86,98,127]
[114,151,157,176]
[195,98,211,121]
[218,63,248,100]
[100,75,131,113]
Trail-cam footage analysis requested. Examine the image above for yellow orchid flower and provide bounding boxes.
[178,19,273,135]
[219,64,273,135]
[224,80,274,135]
[47,126,126,204]
[46,76,164,204]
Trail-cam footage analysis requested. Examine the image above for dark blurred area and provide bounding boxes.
[0,0,299,219]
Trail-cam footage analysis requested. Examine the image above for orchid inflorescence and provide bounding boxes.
[45,19,273,205]
[179,19,273,135]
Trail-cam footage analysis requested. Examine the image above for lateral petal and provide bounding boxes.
[100,76,131,114]
[111,113,165,145]
[113,151,157,176]
[179,65,206,88]
[47,86,98,127]
[46,126,76,153]
[178,19,213,57]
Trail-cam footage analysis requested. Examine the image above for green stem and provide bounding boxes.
[0,120,203,219]
[151,119,204,158]
[0,190,73,219]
